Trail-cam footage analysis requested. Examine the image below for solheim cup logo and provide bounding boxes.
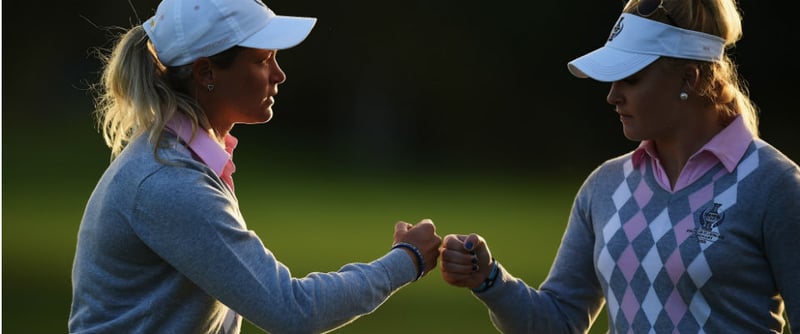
[701,203,724,230]
[608,16,624,42]
[688,203,725,244]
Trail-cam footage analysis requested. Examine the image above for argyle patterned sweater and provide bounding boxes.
[476,139,800,333]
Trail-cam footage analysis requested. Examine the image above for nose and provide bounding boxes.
[272,66,286,84]
[272,61,287,85]
[606,82,621,106]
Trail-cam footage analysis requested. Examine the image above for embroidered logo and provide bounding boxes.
[688,203,725,244]
[608,16,624,42]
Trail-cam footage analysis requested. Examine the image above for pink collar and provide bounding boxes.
[165,113,238,178]
[632,115,753,191]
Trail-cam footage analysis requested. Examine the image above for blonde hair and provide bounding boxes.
[92,25,209,160]
[623,0,760,136]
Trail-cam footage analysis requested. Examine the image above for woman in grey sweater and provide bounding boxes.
[69,0,442,333]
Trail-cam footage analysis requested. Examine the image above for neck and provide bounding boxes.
[653,106,724,188]
[205,122,232,148]
[204,111,233,147]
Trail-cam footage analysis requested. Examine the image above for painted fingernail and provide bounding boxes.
[471,257,478,264]
[472,264,479,272]
[465,241,473,250]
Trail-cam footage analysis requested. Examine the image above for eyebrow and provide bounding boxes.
[260,50,276,59]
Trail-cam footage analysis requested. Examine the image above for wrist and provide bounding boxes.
[392,242,425,281]
[471,258,499,293]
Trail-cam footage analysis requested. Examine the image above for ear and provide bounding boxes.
[191,58,215,87]
[682,63,701,89]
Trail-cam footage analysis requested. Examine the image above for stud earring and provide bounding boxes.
[207,84,215,92]
[679,92,688,101]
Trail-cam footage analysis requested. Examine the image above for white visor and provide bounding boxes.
[144,0,317,67]
[567,13,725,82]
[239,15,317,51]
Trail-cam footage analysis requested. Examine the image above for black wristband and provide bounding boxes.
[471,258,499,293]
[392,242,425,281]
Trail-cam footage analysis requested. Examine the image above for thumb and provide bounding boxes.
[463,233,482,252]
[395,221,411,233]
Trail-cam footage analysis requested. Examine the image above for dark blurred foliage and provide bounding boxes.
[3,0,796,176]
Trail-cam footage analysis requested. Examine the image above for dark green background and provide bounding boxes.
[3,0,795,333]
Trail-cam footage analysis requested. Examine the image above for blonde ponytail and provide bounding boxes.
[92,25,207,160]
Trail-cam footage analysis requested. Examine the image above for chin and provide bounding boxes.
[254,110,274,124]
[621,129,641,141]
[239,114,273,125]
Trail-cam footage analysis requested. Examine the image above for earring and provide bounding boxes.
[679,92,688,101]
[207,84,215,92]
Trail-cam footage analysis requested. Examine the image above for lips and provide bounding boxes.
[616,110,633,124]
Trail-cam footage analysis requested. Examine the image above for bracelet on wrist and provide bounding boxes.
[391,242,425,281]
[471,258,499,293]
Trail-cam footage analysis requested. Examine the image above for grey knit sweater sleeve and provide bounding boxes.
[471,160,610,334]
[70,134,418,334]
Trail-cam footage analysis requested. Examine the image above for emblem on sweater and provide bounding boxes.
[688,203,725,244]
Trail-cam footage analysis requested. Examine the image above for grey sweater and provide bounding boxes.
[69,132,417,334]
[476,139,800,333]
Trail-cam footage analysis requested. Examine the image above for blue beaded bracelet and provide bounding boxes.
[392,242,425,281]
[471,258,499,293]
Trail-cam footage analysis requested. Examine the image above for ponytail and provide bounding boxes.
[92,25,206,160]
